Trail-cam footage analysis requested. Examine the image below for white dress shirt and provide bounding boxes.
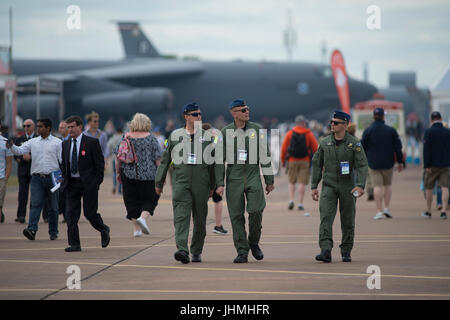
[69,134,83,178]
[11,134,62,175]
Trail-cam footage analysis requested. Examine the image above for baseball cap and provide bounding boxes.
[373,107,385,116]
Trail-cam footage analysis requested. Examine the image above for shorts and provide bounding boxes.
[369,168,393,187]
[287,160,310,185]
[424,167,449,189]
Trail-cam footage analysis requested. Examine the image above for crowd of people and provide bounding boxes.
[0,101,448,264]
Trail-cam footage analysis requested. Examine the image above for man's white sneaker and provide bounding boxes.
[134,230,143,237]
[383,208,393,218]
[373,212,384,220]
[136,217,150,234]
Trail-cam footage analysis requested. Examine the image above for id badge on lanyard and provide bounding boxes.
[238,149,248,162]
[187,153,196,165]
[340,161,350,175]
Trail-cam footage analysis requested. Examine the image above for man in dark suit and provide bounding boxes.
[14,119,37,224]
[61,115,110,252]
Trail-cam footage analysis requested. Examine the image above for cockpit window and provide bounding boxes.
[316,66,333,78]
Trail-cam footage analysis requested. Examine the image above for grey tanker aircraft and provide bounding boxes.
[12,22,378,128]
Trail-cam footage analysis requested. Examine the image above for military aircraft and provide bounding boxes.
[12,22,378,129]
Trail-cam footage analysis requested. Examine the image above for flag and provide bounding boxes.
[331,49,350,114]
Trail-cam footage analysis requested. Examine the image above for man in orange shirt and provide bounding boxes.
[281,115,319,212]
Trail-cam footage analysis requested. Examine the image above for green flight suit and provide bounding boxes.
[155,128,215,255]
[215,121,274,255]
[311,132,368,255]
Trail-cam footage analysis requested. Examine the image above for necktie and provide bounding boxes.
[71,138,78,175]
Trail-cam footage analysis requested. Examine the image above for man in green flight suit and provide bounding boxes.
[215,99,275,263]
[311,110,368,263]
[155,103,215,264]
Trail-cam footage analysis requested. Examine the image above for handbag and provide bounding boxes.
[116,134,138,164]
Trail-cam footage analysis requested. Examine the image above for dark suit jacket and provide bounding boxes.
[61,134,105,191]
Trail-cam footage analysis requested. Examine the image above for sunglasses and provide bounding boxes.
[187,112,202,117]
[330,120,346,125]
[23,124,32,128]
[234,107,249,113]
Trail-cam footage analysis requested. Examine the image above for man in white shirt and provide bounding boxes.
[7,118,62,241]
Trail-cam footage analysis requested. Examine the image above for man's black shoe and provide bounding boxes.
[342,253,352,262]
[315,250,332,263]
[65,246,81,252]
[101,225,110,248]
[23,228,36,240]
[0,211,4,223]
[233,254,248,263]
[174,250,190,264]
[192,254,202,263]
[250,244,264,260]
[50,234,58,240]
[15,217,26,224]
[440,212,447,220]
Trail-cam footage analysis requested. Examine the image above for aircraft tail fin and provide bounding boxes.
[117,22,160,59]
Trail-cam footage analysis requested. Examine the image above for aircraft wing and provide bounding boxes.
[16,73,79,87]
[74,59,204,80]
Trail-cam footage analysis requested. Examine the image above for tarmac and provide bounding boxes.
[0,165,449,300]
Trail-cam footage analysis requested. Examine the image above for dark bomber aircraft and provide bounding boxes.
[13,22,378,127]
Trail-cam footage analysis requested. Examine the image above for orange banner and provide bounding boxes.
[330,50,350,114]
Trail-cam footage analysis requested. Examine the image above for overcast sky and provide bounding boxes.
[0,0,449,89]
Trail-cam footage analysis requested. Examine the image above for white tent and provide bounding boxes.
[430,63,450,125]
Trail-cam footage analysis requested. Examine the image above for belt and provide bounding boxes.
[32,173,50,178]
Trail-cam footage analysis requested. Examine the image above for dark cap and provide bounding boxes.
[333,110,351,122]
[431,111,442,120]
[373,107,385,116]
[229,99,246,109]
[183,102,200,114]
[295,115,308,123]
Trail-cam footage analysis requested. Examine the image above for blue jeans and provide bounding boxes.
[28,175,59,235]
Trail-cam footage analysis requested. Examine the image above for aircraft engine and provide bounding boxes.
[82,87,173,115]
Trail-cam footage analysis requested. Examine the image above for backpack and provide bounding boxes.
[287,131,308,158]
[116,134,137,164]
